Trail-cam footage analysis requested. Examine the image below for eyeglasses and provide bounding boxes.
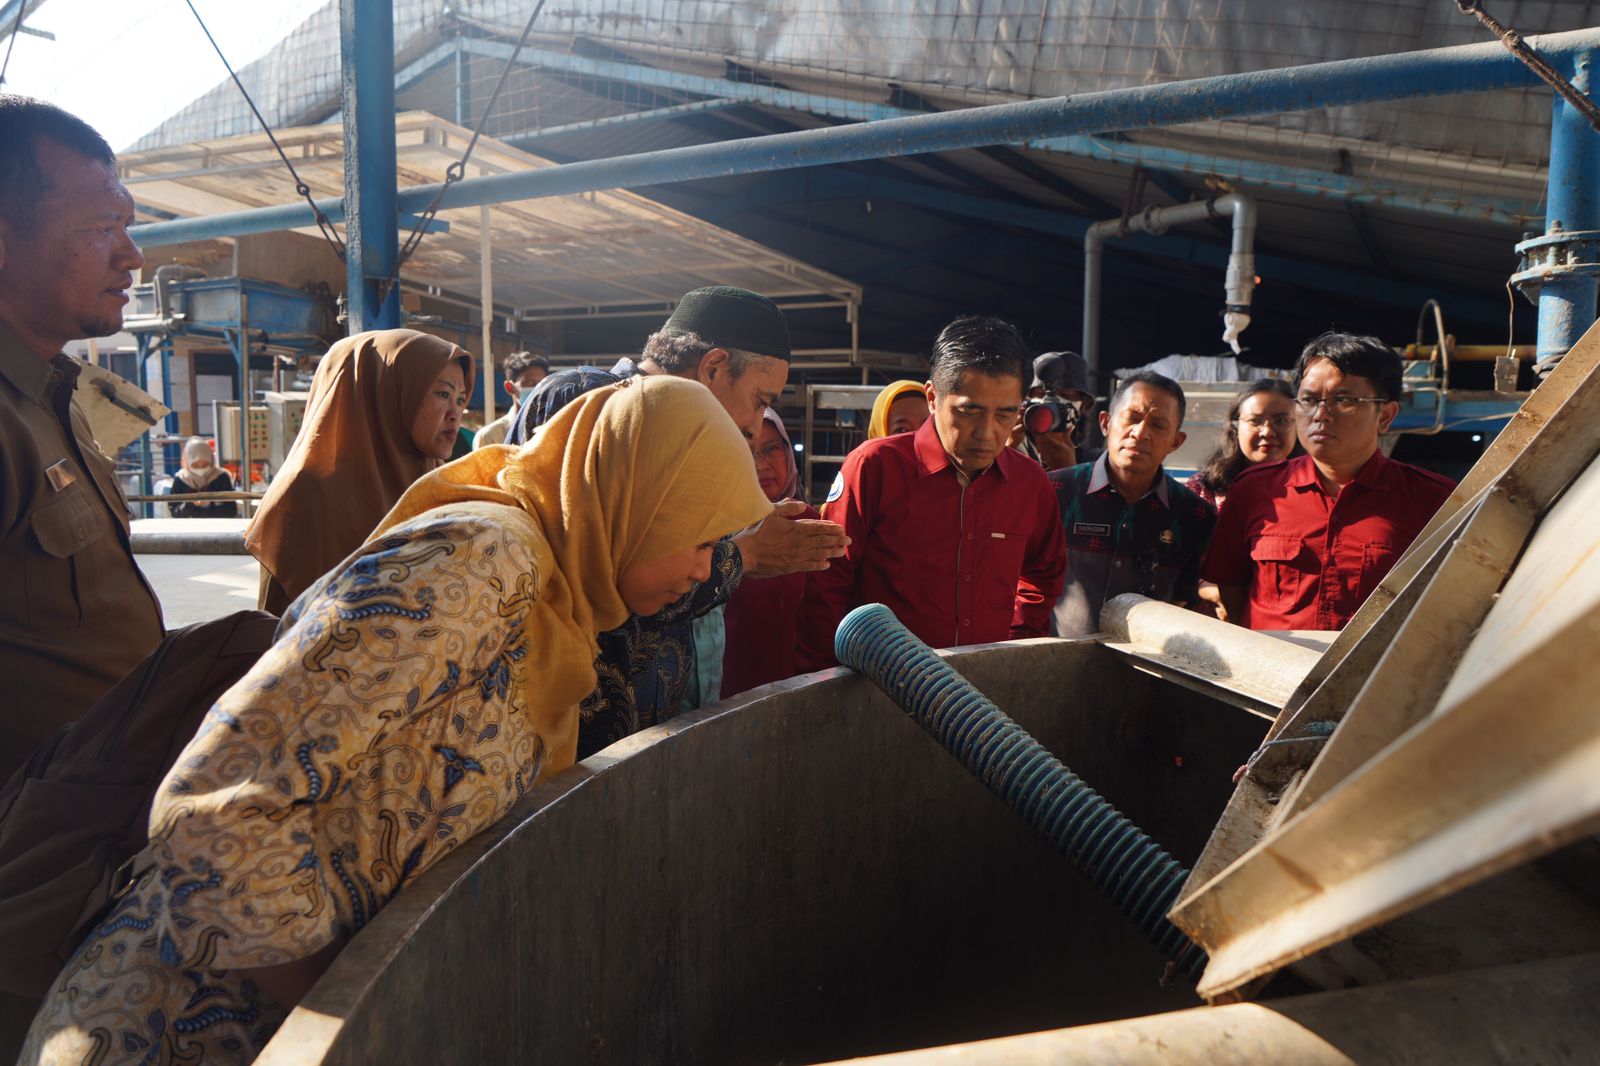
[1238,415,1293,430]
[1294,394,1389,415]
[752,443,789,462]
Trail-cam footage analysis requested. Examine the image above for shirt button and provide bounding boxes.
[1113,560,1123,568]
[963,574,972,582]
[965,533,973,541]
[74,525,86,541]
[962,619,971,626]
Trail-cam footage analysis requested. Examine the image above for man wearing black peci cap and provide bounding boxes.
[578,286,848,724]
[611,284,793,439]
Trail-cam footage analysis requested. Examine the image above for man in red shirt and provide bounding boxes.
[797,315,1066,669]
[1202,332,1453,630]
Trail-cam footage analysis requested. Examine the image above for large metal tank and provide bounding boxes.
[259,640,1267,1065]
[262,324,1600,1066]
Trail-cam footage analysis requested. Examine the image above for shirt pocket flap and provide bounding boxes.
[30,489,102,559]
[1249,533,1305,564]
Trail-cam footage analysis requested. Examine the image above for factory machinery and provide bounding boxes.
[120,268,335,511]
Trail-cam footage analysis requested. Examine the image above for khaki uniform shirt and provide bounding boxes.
[0,318,164,776]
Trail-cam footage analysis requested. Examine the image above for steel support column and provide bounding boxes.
[1535,50,1600,371]
[480,200,494,425]
[134,334,155,517]
[339,0,401,332]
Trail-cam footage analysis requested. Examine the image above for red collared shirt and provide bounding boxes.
[1201,451,1453,631]
[797,418,1066,670]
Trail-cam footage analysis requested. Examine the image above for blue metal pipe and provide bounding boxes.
[833,603,1207,979]
[134,333,154,518]
[1536,50,1600,370]
[404,35,1532,224]
[339,0,401,331]
[129,29,1600,249]
[466,35,1538,225]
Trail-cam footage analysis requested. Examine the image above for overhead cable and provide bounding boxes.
[1,0,27,87]
[1457,0,1600,134]
[183,0,347,262]
[398,0,548,267]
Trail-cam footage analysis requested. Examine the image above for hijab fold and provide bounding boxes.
[371,376,772,775]
[758,407,800,500]
[867,379,927,439]
[245,329,471,607]
[175,436,216,490]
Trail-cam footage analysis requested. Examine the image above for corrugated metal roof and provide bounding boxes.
[120,113,862,317]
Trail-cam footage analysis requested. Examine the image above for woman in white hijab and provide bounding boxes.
[168,436,237,518]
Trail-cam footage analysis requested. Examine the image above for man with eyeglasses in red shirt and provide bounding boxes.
[1201,332,1454,631]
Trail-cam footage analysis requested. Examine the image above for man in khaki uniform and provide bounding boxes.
[0,97,164,782]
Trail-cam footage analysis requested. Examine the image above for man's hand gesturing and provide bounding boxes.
[735,501,849,577]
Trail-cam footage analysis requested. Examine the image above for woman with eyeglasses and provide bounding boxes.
[721,407,819,698]
[1186,377,1299,508]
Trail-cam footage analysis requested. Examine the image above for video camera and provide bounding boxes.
[1021,398,1081,437]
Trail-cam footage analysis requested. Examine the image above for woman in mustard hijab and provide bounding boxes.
[22,377,773,1066]
[866,379,929,439]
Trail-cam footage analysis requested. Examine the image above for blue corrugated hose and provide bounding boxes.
[835,603,1207,980]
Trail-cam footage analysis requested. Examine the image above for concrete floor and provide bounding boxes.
[136,554,261,628]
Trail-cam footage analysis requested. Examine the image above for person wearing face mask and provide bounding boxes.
[167,436,237,518]
[1186,378,1298,509]
[244,329,473,615]
[721,408,820,698]
[18,376,772,1066]
[472,350,550,450]
[1202,332,1453,631]
[797,315,1065,671]
[1050,370,1217,638]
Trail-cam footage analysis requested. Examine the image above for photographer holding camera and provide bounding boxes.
[1009,351,1099,471]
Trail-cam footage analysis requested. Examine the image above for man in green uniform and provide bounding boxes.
[0,96,165,781]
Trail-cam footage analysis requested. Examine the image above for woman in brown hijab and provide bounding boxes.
[246,329,473,614]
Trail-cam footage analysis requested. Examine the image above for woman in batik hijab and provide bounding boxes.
[22,377,773,1066]
[245,329,473,615]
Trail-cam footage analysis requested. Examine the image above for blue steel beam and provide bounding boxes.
[1029,134,1538,224]
[459,36,1538,224]
[340,0,401,331]
[130,27,1600,250]
[0,0,46,39]
[501,99,742,144]
[789,170,1504,323]
[1536,49,1600,367]
[457,38,915,123]
[663,167,1505,324]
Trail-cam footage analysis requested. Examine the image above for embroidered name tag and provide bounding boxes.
[1072,521,1111,537]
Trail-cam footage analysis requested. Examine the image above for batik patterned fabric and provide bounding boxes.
[22,507,545,1066]
[578,540,742,757]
